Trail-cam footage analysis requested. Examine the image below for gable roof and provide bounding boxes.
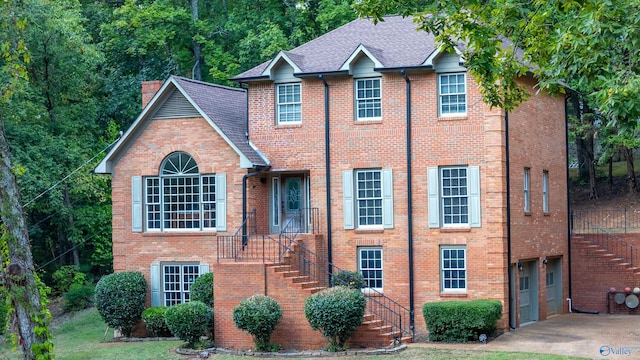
[94,76,269,174]
[234,15,439,80]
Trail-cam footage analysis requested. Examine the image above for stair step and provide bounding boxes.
[280,270,301,278]
[269,265,293,272]
[362,319,384,327]
[610,258,623,262]
[290,275,312,283]
[298,281,321,289]
[601,253,615,257]
[302,287,325,294]
[619,262,631,267]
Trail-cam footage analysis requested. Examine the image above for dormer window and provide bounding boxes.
[355,78,382,120]
[438,73,467,117]
[276,83,301,124]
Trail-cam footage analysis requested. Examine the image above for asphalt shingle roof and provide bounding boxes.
[234,15,437,80]
[172,77,269,167]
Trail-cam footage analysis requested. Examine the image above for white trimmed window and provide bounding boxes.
[441,246,467,292]
[355,78,381,120]
[137,152,226,232]
[439,73,467,116]
[150,263,210,306]
[276,83,301,124]
[542,170,549,213]
[524,168,531,213]
[342,169,393,230]
[358,247,383,291]
[428,166,481,228]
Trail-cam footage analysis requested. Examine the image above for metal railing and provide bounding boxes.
[281,207,320,237]
[571,212,640,270]
[278,230,413,341]
[217,209,257,261]
[572,209,640,233]
[217,209,413,341]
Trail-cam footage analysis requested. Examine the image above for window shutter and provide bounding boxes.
[132,176,142,232]
[342,170,354,230]
[150,264,160,306]
[468,166,481,227]
[382,168,394,229]
[427,167,440,228]
[216,174,226,231]
[199,264,210,275]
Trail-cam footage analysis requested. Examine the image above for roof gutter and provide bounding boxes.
[400,69,415,336]
[319,75,333,268]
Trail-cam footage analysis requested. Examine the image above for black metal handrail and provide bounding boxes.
[572,213,640,270]
[281,207,320,236]
[277,230,413,341]
[572,209,640,233]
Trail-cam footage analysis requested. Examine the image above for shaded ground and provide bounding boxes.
[571,176,640,210]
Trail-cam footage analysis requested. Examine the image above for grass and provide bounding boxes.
[0,308,587,360]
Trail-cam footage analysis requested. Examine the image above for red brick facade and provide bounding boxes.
[100,66,569,348]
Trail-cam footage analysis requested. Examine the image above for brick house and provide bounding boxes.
[95,15,568,348]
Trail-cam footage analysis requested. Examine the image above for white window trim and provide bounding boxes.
[161,263,200,306]
[428,166,480,228]
[438,72,467,117]
[542,170,549,213]
[276,83,302,125]
[355,169,383,229]
[440,246,467,293]
[441,166,470,228]
[358,247,383,292]
[355,77,382,121]
[524,168,531,213]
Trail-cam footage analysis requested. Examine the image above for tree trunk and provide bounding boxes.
[0,115,51,360]
[625,147,637,193]
[191,0,202,81]
[63,186,80,266]
[609,157,614,188]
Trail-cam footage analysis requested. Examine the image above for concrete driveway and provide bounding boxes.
[411,313,640,359]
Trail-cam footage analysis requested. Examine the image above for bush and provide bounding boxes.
[232,295,282,352]
[0,288,8,335]
[304,286,366,351]
[190,273,214,307]
[330,270,366,289]
[422,299,503,342]
[142,306,172,337]
[94,271,147,337]
[52,265,86,295]
[63,283,95,312]
[165,301,213,346]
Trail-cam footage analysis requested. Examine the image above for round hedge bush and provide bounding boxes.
[95,271,147,337]
[165,301,213,346]
[304,286,366,351]
[330,270,366,289]
[190,272,214,307]
[142,306,172,337]
[232,295,282,351]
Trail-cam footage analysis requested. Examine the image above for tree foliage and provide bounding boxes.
[356,0,640,191]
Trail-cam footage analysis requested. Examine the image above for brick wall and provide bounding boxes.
[571,233,640,314]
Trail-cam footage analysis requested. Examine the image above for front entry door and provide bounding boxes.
[284,177,302,231]
[270,175,307,234]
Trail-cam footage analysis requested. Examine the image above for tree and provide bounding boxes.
[356,0,640,191]
[0,0,54,358]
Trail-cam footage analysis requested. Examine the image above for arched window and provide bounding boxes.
[144,152,219,231]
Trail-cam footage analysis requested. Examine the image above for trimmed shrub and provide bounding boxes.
[142,306,172,337]
[232,295,282,352]
[422,299,503,342]
[330,270,366,289]
[52,265,86,295]
[95,271,147,337]
[190,273,214,307]
[165,301,213,346]
[304,286,366,351]
[63,283,95,312]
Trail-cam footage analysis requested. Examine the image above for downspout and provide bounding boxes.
[565,95,572,300]
[400,70,415,335]
[320,75,333,267]
[242,168,265,242]
[506,110,515,329]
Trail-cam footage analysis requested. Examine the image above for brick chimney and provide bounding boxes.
[141,80,164,108]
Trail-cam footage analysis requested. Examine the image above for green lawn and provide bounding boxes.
[0,309,587,360]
